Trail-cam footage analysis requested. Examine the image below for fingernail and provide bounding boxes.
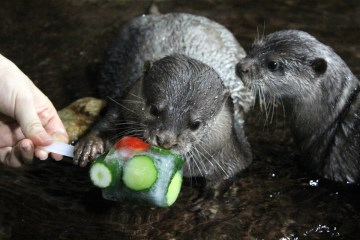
[37,149,48,160]
[52,153,63,161]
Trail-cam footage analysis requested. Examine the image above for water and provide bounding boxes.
[0,0,360,239]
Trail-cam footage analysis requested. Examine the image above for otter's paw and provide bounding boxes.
[74,135,105,167]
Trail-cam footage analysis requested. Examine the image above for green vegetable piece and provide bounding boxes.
[166,171,183,206]
[90,153,122,189]
[122,155,158,191]
[90,161,113,188]
[151,145,184,168]
[151,146,172,155]
[94,152,107,162]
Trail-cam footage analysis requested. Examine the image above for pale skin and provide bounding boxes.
[0,54,69,167]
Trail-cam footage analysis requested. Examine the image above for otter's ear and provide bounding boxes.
[310,58,327,75]
[143,60,153,76]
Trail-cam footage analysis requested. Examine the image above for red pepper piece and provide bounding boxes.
[115,136,150,151]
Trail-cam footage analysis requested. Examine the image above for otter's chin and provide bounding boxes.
[245,81,270,95]
[240,78,252,88]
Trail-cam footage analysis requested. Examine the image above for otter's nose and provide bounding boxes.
[156,132,178,149]
[235,60,251,76]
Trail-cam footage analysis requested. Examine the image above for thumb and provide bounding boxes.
[15,98,53,146]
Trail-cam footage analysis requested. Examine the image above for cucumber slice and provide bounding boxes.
[122,155,158,191]
[90,161,113,188]
[165,171,182,206]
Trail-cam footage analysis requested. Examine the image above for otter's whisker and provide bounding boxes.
[189,148,205,177]
[259,86,269,122]
[269,97,276,124]
[264,95,272,124]
[262,20,266,41]
[113,121,146,127]
[192,146,209,174]
[110,128,145,141]
[120,99,143,104]
[105,123,145,131]
[267,96,274,125]
[185,151,204,187]
[250,84,257,109]
[187,152,196,180]
[106,96,139,116]
[279,97,286,118]
[196,139,228,177]
[127,92,144,101]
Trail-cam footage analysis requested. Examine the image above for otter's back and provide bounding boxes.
[98,13,247,106]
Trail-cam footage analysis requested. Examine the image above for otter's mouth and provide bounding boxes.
[239,77,269,98]
[238,75,252,87]
[147,137,191,156]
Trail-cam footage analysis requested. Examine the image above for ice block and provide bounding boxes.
[89,136,184,207]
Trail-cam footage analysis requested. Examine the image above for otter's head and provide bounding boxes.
[236,30,330,100]
[140,54,228,155]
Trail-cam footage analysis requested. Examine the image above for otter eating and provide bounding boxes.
[74,13,253,185]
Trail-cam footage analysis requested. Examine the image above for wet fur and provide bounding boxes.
[236,30,360,183]
[118,55,251,182]
[74,13,252,185]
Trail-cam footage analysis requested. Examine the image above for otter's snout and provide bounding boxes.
[235,59,252,76]
[155,131,178,149]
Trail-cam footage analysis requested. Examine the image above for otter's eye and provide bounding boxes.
[267,61,280,72]
[149,105,161,116]
[189,120,201,131]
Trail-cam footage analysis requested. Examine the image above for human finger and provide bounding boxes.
[35,105,69,160]
[15,94,53,147]
[0,139,34,167]
[0,115,24,147]
[31,87,69,145]
[17,139,35,164]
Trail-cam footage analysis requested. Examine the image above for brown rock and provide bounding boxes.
[58,97,107,142]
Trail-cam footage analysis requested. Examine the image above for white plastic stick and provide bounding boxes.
[40,141,75,158]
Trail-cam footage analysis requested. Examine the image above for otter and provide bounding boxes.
[236,29,360,183]
[74,13,253,185]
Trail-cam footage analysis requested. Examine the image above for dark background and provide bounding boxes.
[0,1,359,239]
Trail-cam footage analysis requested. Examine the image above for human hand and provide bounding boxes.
[0,54,69,167]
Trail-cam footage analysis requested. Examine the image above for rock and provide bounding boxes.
[58,97,107,142]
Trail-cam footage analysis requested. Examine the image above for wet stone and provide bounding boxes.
[58,97,107,142]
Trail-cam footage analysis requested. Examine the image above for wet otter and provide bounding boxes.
[236,29,360,183]
[74,13,253,184]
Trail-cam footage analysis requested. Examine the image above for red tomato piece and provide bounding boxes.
[115,136,150,151]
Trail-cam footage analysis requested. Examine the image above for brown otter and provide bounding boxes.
[74,13,253,185]
[236,29,360,183]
